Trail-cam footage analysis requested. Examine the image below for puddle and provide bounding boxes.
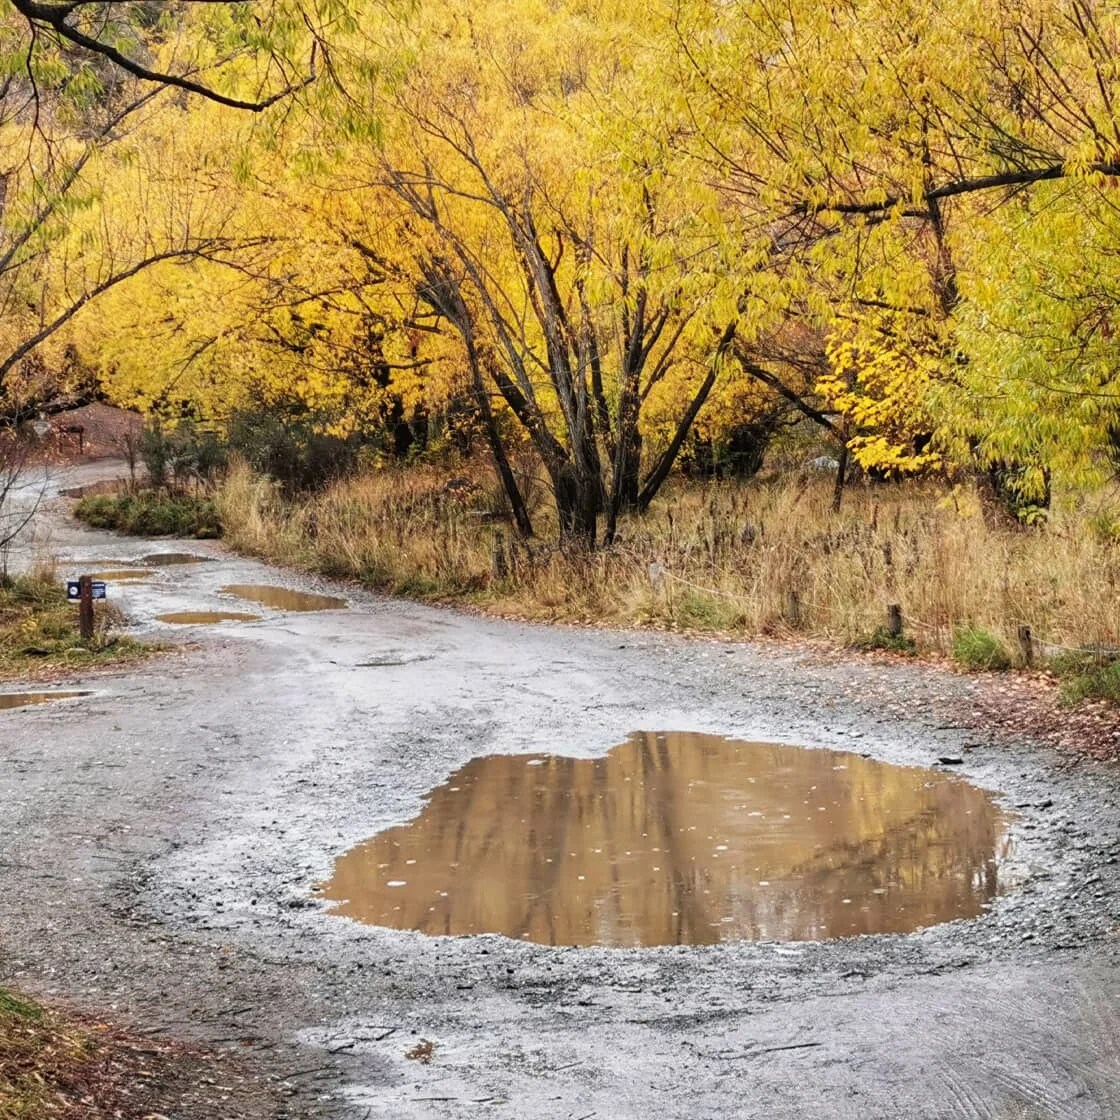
[322,732,1015,947]
[0,691,91,711]
[357,654,435,667]
[141,553,214,566]
[156,611,261,625]
[219,584,347,612]
[88,569,153,582]
[62,560,139,569]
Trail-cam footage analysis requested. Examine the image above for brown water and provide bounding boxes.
[63,560,139,570]
[322,732,1014,946]
[89,569,154,582]
[141,553,214,566]
[156,611,262,625]
[0,691,91,711]
[219,585,347,612]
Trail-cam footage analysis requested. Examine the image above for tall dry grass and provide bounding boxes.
[216,458,1120,658]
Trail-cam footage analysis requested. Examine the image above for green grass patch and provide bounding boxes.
[0,988,42,1023]
[0,986,74,1120]
[675,590,744,630]
[74,491,221,538]
[951,627,1012,670]
[0,574,154,679]
[0,984,192,1119]
[856,626,918,655]
[1050,651,1120,704]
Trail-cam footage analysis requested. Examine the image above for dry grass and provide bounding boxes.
[216,458,1120,658]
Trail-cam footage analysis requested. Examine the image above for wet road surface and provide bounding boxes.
[3,461,1120,1118]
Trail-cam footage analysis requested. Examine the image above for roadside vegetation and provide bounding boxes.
[0,986,99,1119]
[74,492,220,538]
[0,571,150,679]
[213,454,1120,694]
[0,985,218,1120]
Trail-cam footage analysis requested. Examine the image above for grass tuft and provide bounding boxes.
[951,627,1012,671]
[857,627,918,655]
[1051,654,1120,705]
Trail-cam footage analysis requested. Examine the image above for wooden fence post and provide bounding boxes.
[78,574,94,644]
[784,590,802,628]
[887,603,903,638]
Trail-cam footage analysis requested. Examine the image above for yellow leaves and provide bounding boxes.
[820,311,943,474]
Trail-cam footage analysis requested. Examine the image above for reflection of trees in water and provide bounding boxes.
[324,732,1009,946]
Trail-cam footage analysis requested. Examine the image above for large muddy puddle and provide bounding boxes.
[219,585,347,612]
[322,732,1014,946]
[0,691,91,711]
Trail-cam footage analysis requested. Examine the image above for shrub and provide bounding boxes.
[951,626,1012,670]
[857,626,918,655]
[140,420,227,491]
[226,403,361,494]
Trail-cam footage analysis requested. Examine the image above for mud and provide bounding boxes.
[141,552,216,565]
[219,584,348,612]
[155,610,262,625]
[0,689,91,710]
[4,460,1120,1119]
[322,732,1013,945]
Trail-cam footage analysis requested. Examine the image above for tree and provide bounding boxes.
[670,0,1120,503]
[322,0,738,545]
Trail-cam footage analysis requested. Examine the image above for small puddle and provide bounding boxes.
[156,611,261,625]
[62,559,138,569]
[0,691,92,711]
[88,569,154,582]
[322,732,1015,947]
[219,584,347,612]
[141,553,214,566]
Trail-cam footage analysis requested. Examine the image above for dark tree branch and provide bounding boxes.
[794,161,1120,218]
[10,0,318,111]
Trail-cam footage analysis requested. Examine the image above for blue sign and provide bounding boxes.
[67,580,107,601]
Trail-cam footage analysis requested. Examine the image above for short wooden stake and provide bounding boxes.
[78,574,94,643]
[491,532,509,581]
[785,590,802,628]
[1018,624,1033,668]
[887,603,903,638]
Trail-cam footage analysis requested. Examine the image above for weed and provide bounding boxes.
[951,627,1012,670]
[857,627,918,655]
[1054,656,1120,705]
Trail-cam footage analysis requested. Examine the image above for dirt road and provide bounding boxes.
[4,462,1120,1119]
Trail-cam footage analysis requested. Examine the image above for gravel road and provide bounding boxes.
[4,461,1120,1119]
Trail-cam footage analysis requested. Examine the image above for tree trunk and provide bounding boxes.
[556,462,599,548]
[831,441,850,513]
[469,362,534,537]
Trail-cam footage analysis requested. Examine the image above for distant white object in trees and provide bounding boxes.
[808,456,840,471]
